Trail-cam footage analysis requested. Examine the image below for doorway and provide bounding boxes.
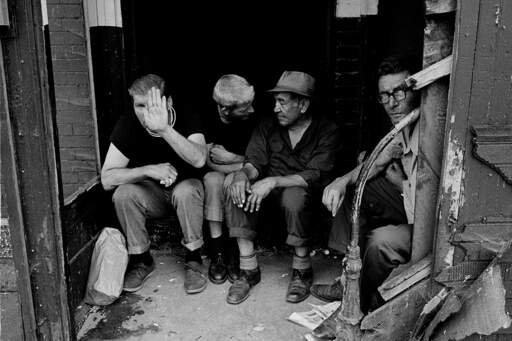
[122,1,334,120]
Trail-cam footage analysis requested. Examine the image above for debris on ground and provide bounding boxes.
[288,301,340,331]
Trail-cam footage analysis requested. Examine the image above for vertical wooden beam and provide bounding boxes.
[433,0,480,273]
[0,41,37,341]
[412,3,455,263]
[1,0,72,338]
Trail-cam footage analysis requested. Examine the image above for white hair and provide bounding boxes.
[213,74,254,106]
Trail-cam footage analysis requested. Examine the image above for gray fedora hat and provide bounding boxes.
[267,71,316,97]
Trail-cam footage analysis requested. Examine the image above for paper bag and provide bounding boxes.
[84,227,128,305]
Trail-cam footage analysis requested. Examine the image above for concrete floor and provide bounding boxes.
[77,247,341,341]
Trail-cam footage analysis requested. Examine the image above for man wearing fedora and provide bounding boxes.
[224,71,340,304]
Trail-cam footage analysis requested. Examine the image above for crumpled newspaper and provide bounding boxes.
[287,301,341,331]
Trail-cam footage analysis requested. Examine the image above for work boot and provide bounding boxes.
[286,268,313,303]
[123,261,155,292]
[208,253,228,284]
[312,303,342,340]
[311,277,344,302]
[226,267,261,304]
[184,261,208,294]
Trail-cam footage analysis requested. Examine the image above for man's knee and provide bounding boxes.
[172,178,204,203]
[203,171,225,190]
[112,183,144,206]
[281,187,307,214]
[366,224,411,257]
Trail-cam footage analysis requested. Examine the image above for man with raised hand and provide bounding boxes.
[101,74,208,295]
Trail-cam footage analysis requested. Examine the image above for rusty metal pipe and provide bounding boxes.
[336,109,420,341]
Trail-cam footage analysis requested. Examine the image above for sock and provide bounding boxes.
[185,249,202,264]
[292,254,311,270]
[210,236,224,256]
[239,253,258,271]
[130,251,153,266]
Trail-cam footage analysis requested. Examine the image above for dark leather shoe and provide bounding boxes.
[286,268,313,303]
[311,277,344,302]
[226,268,261,304]
[312,303,341,340]
[208,253,228,284]
[184,261,207,294]
[227,257,240,283]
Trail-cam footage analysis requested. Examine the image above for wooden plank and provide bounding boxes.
[413,12,454,263]
[426,0,457,15]
[0,259,17,291]
[0,0,9,26]
[433,0,480,273]
[405,55,453,90]
[361,279,431,341]
[457,0,512,222]
[430,246,512,340]
[0,292,23,341]
[1,0,72,338]
[0,40,37,340]
[472,125,512,184]
[378,255,432,301]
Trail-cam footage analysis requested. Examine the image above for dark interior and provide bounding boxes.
[122,1,334,123]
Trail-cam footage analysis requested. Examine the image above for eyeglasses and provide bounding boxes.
[377,87,407,104]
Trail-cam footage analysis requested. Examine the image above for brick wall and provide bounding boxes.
[47,0,98,198]
[333,16,395,173]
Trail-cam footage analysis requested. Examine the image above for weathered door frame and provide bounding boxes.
[1,0,73,339]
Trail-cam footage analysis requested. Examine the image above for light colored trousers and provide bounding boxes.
[112,178,204,254]
[202,171,234,223]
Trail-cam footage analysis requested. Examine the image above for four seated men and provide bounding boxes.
[101,59,419,313]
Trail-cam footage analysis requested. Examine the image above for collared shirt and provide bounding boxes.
[245,115,340,187]
[396,108,420,223]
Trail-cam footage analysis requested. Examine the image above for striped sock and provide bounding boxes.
[239,253,258,271]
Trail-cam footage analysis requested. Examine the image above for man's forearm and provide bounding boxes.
[239,163,259,180]
[160,127,206,168]
[272,175,308,188]
[101,167,148,191]
[207,159,243,174]
[343,158,388,187]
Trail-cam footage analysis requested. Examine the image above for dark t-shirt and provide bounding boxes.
[204,111,258,156]
[110,107,204,179]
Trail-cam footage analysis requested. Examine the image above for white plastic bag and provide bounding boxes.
[84,227,128,305]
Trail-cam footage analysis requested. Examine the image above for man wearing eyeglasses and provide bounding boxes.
[312,57,420,322]
[202,75,257,285]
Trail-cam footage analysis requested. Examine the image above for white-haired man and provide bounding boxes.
[203,74,256,284]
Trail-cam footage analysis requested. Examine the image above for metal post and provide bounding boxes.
[336,109,420,340]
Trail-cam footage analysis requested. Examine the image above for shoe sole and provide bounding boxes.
[226,292,250,305]
[123,269,155,293]
[185,281,207,294]
[286,292,311,304]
